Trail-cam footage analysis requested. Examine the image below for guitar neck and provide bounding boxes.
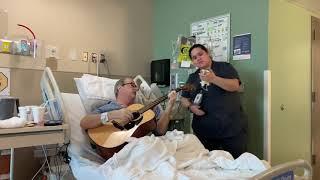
[138,95,168,114]
[136,85,192,114]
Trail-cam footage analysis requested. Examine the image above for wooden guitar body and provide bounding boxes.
[88,104,157,160]
[87,84,193,160]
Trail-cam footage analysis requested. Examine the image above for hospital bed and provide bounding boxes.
[40,67,312,180]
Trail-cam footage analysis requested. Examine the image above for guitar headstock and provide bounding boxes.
[175,84,195,93]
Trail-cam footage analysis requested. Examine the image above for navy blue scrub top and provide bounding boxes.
[181,61,247,138]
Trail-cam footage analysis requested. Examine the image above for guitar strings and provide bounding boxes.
[137,85,191,114]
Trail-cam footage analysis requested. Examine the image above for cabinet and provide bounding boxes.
[0,124,69,180]
[0,151,10,180]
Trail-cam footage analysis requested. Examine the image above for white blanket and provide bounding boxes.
[70,130,269,180]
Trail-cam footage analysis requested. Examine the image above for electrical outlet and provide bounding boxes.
[99,53,106,63]
[45,45,59,59]
[82,52,88,62]
[91,53,97,63]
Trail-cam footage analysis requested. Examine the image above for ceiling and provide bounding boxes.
[287,0,320,15]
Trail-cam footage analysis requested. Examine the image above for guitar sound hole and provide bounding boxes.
[124,122,135,130]
[132,112,140,120]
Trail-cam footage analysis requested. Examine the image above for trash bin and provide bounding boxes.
[0,96,19,120]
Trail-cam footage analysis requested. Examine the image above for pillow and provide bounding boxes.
[81,74,118,100]
[61,93,104,163]
[75,78,109,113]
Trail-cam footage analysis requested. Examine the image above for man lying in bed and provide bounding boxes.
[80,77,177,135]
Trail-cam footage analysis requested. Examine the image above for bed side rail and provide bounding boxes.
[251,159,312,180]
[40,67,70,143]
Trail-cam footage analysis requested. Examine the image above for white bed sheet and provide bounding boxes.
[61,93,270,180]
[93,131,269,180]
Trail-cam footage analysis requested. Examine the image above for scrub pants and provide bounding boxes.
[195,131,247,158]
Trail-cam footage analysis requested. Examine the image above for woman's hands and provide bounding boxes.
[199,69,240,92]
[181,97,205,116]
[189,104,205,116]
[199,69,216,84]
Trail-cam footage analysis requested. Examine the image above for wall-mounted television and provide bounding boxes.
[151,59,170,86]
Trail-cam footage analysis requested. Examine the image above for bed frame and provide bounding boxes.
[40,67,69,142]
[252,159,312,179]
[40,67,313,180]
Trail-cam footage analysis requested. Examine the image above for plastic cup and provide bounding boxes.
[31,106,46,125]
[18,106,28,121]
[26,106,37,121]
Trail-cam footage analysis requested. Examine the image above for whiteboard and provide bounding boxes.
[191,14,230,62]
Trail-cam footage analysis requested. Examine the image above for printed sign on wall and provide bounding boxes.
[0,68,10,95]
[191,14,230,62]
[233,33,251,60]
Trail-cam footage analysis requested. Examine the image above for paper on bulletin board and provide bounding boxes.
[233,33,251,60]
[0,9,8,38]
[0,68,10,95]
[191,14,230,62]
[177,36,195,63]
[180,60,191,68]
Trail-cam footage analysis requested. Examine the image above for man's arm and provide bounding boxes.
[180,96,192,108]
[155,91,176,135]
[80,114,103,130]
[80,108,134,130]
[210,76,240,92]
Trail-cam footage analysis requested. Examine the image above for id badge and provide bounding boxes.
[193,92,203,105]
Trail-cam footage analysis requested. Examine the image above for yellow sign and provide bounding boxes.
[1,40,11,53]
[177,44,191,63]
[0,72,8,92]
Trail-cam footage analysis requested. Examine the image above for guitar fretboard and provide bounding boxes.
[136,84,193,114]
[138,95,168,114]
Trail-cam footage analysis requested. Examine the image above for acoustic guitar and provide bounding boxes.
[87,85,193,160]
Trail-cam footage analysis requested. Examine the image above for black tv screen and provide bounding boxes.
[151,59,170,86]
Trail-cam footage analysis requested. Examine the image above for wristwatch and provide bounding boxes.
[100,112,109,125]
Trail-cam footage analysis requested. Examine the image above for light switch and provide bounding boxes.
[82,52,88,62]
[91,53,97,63]
[45,45,59,59]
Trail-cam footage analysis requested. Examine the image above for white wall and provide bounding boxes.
[0,1,153,177]
[0,0,153,77]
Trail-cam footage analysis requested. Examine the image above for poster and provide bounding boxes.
[177,44,191,63]
[191,14,230,62]
[0,68,10,95]
[233,33,251,60]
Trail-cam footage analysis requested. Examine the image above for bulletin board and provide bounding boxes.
[190,14,230,62]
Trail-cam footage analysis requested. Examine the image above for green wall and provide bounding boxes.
[269,0,311,165]
[153,0,269,158]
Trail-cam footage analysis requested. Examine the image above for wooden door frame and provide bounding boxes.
[311,16,320,180]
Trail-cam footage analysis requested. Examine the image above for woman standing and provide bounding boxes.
[181,44,248,158]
